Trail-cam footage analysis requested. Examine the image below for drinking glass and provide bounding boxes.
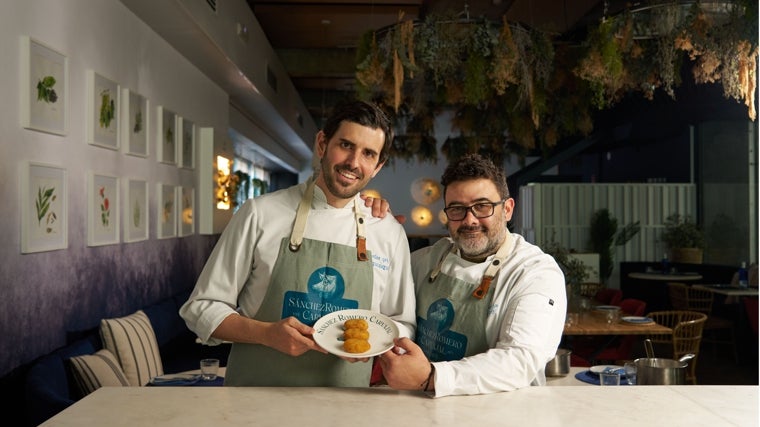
[200,358,220,381]
[605,309,618,327]
[599,371,621,386]
[565,312,580,328]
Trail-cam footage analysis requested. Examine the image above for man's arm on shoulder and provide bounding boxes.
[361,194,406,223]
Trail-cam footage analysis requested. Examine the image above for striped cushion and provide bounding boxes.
[100,310,163,386]
[69,349,130,396]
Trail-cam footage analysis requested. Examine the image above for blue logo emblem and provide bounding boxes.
[282,266,358,325]
[416,298,467,362]
[307,267,344,299]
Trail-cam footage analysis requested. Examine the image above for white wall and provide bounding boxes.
[0,0,231,243]
[516,183,698,289]
[0,0,231,376]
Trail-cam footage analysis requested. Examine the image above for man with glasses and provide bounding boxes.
[376,153,567,397]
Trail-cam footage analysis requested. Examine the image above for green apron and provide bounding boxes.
[224,179,374,386]
[415,234,513,362]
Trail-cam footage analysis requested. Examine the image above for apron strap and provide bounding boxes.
[354,199,368,261]
[289,179,316,252]
[289,179,368,262]
[472,231,513,299]
[428,243,458,282]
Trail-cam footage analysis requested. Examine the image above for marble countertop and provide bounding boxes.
[42,371,757,427]
[546,367,592,386]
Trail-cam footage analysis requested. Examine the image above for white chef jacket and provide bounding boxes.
[180,181,417,344]
[412,234,566,397]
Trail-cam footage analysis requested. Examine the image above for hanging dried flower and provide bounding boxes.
[353,2,757,164]
[574,19,625,108]
[725,40,758,120]
[489,17,520,95]
[356,32,387,90]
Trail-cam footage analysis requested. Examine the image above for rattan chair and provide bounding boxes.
[646,310,707,385]
[684,286,737,362]
[667,282,689,310]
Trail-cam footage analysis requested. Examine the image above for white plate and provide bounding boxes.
[590,365,623,375]
[621,316,654,324]
[312,309,399,358]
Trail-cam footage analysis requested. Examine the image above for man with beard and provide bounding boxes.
[377,153,567,397]
[180,101,416,387]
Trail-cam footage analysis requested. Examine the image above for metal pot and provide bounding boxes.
[545,349,571,377]
[634,354,694,385]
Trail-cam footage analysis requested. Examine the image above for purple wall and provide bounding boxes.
[0,235,218,378]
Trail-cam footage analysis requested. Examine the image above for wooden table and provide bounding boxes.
[40,384,758,426]
[563,311,672,336]
[563,311,672,363]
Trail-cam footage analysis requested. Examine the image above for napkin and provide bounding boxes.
[149,374,201,386]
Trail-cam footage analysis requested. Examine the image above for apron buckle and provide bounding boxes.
[356,236,368,261]
[472,276,493,299]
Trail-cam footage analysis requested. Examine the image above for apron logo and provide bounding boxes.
[428,299,455,332]
[310,268,341,297]
[416,298,467,362]
[282,266,358,325]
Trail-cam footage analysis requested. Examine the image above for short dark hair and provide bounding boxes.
[322,100,393,165]
[441,154,510,199]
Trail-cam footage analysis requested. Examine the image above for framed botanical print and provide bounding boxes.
[20,36,68,136]
[87,172,120,246]
[21,162,68,253]
[157,183,176,239]
[121,88,149,157]
[86,70,120,150]
[156,106,177,165]
[179,117,195,169]
[178,186,194,237]
[124,178,149,243]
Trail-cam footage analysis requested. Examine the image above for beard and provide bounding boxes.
[452,222,507,261]
[320,160,365,200]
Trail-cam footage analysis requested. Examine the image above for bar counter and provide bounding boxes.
[41,382,757,426]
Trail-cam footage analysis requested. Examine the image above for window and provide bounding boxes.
[233,157,270,212]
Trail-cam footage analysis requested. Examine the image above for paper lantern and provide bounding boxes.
[438,209,448,225]
[410,178,441,205]
[411,205,433,227]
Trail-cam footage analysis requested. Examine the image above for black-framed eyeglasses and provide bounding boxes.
[443,199,507,221]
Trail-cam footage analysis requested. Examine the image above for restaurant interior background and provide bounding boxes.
[0,0,757,413]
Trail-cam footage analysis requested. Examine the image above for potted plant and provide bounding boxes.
[661,214,705,264]
[589,209,640,285]
[543,240,592,298]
